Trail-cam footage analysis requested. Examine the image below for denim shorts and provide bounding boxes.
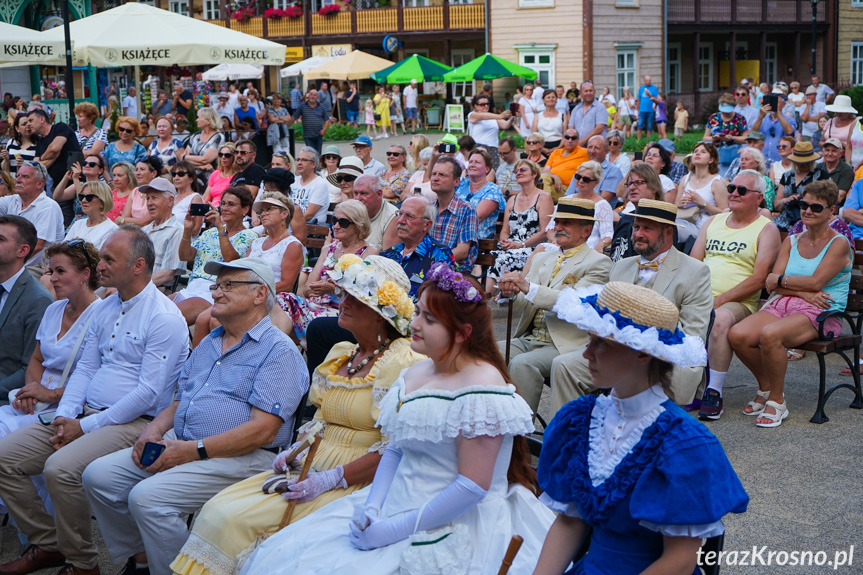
[638,111,655,130]
[405,107,418,119]
[346,110,358,123]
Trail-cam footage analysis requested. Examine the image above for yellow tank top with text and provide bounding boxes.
[704,212,772,313]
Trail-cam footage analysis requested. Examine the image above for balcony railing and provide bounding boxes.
[668,0,825,24]
[211,2,485,41]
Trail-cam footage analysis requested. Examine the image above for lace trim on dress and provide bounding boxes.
[539,492,581,518]
[313,343,406,392]
[377,378,535,442]
[297,419,328,437]
[372,385,391,409]
[178,532,237,575]
[587,395,666,487]
[367,439,390,454]
[639,519,725,539]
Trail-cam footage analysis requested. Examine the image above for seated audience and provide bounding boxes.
[406,146,436,202]
[106,161,138,222]
[497,197,612,413]
[609,163,666,261]
[83,258,308,575]
[675,142,729,241]
[543,127,588,194]
[380,196,455,297]
[53,155,108,222]
[0,216,52,401]
[381,145,411,202]
[260,169,306,243]
[768,136,796,191]
[819,137,855,204]
[566,135,623,204]
[534,282,748,574]
[725,131,773,182]
[0,226,188,575]
[116,158,160,227]
[605,129,630,177]
[657,138,687,184]
[489,160,554,284]
[642,141,677,199]
[429,157,479,271]
[554,160,613,252]
[138,177,184,286]
[1,162,64,268]
[63,181,118,249]
[237,264,554,574]
[325,156,363,204]
[727,146,776,210]
[690,170,781,419]
[171,256,422,575]
[774,141,828,233]
[455,149,505,240]
[352,175,398,253]
[169,160,205,226]
[729,180,850,427]
[172,186,257,325]
[521,132,548,167]
[550,200,713,416]
[291,147,330,224]
[201,143,238,209]
[148,116,184,170]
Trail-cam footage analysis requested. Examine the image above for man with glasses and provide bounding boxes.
[82,258,306,575]
[138,177,185,287]
[286,89,331,154]
[0,161,64,268]
[290,147,329,224]
[690,170,781,419]
[733,86,759,128]
[380,196,454,296]
[494,137,521,196]
[568,81,608,147]
[751,94,794,162]
[543,127,588,195]
[230,139,266,197]
[351,135,385,177]
[353,174,398,251]
[0,226,189,575]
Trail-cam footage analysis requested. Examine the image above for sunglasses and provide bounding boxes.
[218,152,234,158]
[574,174,596,184]
[386,151,404,157]
[83,161,101,168]
[475,101,489,106]
[799,200,827,213]
[76,193,98,202]
[513,167,531,174]
[726,184,759,196]
[117,127,134,134]
[526,140,540,145]
[336,174,357,183]
[563,135,578,141]
[608,140,621,146]
[332,217,353,229]
[735,92,748,97]
[322,155,339,161]
[171,170,190,178]
[236,150,252,156]
[66,239,94,269]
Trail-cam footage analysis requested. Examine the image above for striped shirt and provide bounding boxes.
[173,316,308,448]
[293,102,329,137]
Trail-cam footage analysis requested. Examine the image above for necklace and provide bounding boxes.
[346,339,391,375]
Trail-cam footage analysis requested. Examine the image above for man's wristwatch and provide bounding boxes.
[197,439,209,460]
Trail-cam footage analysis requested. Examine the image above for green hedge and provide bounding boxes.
[499,130,703,155]
[840,86,863,118]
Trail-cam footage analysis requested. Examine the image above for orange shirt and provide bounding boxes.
[546,146,589,186]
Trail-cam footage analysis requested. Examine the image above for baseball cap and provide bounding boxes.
[352,135,373,147]
[657,138,675,153]
[218,91,229,99]
[138,177,177,197]
[204,258,276,297]
[745,131,765,141]
[822,137,844,149]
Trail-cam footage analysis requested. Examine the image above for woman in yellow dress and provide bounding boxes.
[373,86,392,138]
[170,255,422,575]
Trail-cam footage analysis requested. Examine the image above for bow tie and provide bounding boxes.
[638,258,665,271]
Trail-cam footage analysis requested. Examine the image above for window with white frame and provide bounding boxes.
[765,43,777,85]
[169,0,188,15]
[667,43,681,94]
[404,0,430,5]
[698,43,713,91]
[203,0,220,19]
[616,49,637,101]
[311,0,336,10]
[853,0,863,7]
[452,49,476,100]
[853,43,863,85]
[516,45,556,89]
[616,0,637,6]
[519,0,554,7]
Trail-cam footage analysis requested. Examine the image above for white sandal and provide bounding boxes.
[742,390,770,416]
[755,400,789,428]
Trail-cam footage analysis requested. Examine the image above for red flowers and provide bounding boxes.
[317,4,340,16]
[264,6,302,19]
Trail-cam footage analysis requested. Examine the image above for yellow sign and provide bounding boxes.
[719,60,761,86]
[312,44,352,59]
[285,46,304,63]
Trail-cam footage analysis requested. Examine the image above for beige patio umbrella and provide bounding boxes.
[304,50,393,81]
[0,21,67,65]
[42,1,286,115]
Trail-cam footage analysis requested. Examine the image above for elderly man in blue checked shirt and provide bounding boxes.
[82,258,308,575]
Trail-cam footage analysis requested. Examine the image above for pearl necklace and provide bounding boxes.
[346,339,391,376]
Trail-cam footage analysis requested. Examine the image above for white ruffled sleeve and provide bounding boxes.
[539,492,581,518]
[639,519,725,539]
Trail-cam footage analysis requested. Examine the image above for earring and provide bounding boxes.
[377,331,382,344]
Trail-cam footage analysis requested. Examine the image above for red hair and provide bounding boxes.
[416,277,539,493]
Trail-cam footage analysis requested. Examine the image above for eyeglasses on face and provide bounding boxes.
[296,157,314,163]
[799,200,827,213]
[396,210,424,222]
[77,193,98,202]
[209,280,262,293]
[336,174,357,183]
[475,101,489,107]
[608,140,621,146]
[332,217,353,229]
[574,174,596,184]
[171,170,189,178]
[513,167,531,174]
[626,179,646,188]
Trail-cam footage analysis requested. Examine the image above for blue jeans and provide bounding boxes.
[346,110,358,123]
[638,111,655,131]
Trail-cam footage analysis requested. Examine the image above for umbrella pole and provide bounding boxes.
[135,64,142,122]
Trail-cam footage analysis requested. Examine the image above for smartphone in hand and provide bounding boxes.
[140,441,166,466]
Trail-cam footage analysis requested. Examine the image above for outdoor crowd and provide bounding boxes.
[0,71,857,575]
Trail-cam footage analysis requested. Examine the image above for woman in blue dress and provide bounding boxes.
[533,282,749,575]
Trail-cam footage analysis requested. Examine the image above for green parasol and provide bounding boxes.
[370,54,453,84]
[442,53,537,82]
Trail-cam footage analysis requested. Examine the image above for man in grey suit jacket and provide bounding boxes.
[550,200,713,416]
[498,197,612,413]
[0,215,53,403]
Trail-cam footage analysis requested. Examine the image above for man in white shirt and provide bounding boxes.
[800,85,827,142]
[213,92,235,122]
[122,86,138,119]
[403,79,419,134]
[354,174,398,251]
[351,136,386,177]
[290,146,330,224]
[0,226,189,575]
[532,80,545,107]
[139,177,184,286]
[806,75,835,104]
[494,137,521,195]
[0,162,63,267]
[733,86,759,128]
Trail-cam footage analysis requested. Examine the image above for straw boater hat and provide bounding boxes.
[328,254,414,335]
[551,197,597,221]
[326,156,364,187]
[788,141,821,164]
[553,282,707,367]
[632,199,681,227]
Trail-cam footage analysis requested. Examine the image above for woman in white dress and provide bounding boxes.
[519,84,538,138]
[170,160,206,226]
[674,141,728,241]
[238,264,554,575]
[63,181,118,250]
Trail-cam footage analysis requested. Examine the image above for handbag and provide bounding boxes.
[399,523,471,575]
[374,113,382,121]
[10,311,94,415]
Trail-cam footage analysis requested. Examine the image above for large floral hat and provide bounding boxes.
[553,282,706,367]
[328,254,414,335]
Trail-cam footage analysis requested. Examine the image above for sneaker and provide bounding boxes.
[116,558,149,575]
[698,389,723,420]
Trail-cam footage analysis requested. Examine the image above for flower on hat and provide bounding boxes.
[336,254,362,272]
[377,280,402,307]
[332,254,415,335]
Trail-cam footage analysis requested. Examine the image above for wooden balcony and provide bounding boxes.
[210,2,485,41]
[668,0,825,24]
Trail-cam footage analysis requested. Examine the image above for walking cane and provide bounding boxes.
[497,535,524,575]
[278,425,324,530]
[505,297,514,365]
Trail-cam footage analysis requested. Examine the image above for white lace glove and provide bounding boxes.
[283,466,347,503]
[272,441,307,473]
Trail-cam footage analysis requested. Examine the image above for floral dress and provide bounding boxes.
[278,242,369,346]
[148,137,183,169]
[101,141,147,170]
[381,169,410,201]
[489,196,541,280]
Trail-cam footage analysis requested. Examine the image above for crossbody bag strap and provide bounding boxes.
[58,312,95,388]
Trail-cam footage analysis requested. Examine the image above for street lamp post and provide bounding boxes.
[62,0,76,129]
[810,0,818,76]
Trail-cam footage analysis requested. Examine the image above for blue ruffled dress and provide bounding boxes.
[538,388,749,575]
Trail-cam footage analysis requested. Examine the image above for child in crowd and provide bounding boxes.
[654,93,668,139]
[364,99,378,140]
[673,101,688,139]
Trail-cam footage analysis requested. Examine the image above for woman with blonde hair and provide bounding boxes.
[54,154,109,223]
[73,101,108,158]
[102,116,147,171]
[106,161,137,221]
[202,143,238,208]
[63,181,118,249]
[269,151,295,173]
[185,106,226,184]
[407,134,429,171]
[522,132,547,167]
[0,171,15,197]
